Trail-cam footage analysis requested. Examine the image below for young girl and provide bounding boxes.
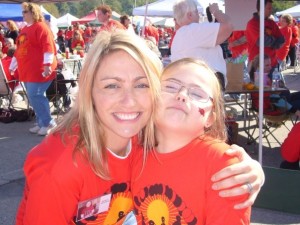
[132,58,251,224]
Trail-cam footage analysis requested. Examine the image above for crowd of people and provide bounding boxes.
[0,0,299,224]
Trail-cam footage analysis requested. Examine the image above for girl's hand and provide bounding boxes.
[211,144,265,209]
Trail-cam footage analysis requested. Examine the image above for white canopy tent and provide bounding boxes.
[57,13,79,27]
[132,0,225,17]
[276,4,300,18]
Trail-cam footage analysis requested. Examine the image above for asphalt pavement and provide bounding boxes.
[1,68,300,225]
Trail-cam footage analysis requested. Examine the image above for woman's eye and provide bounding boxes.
[136,83,149,88]
[104,84,119,89]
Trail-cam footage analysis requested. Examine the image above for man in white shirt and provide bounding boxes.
[171,0,233,90]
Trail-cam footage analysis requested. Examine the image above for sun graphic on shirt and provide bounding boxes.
[140,195,186,225]
[17,34,27,45]
[99,191,134,224]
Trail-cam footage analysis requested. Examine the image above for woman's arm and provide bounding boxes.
[211,144,264,209]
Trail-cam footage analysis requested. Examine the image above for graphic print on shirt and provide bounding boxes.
[16,33,29,58]
[134,183,197,225]
[73,182,134,225]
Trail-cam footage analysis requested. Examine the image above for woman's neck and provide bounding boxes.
[105,137,131,157]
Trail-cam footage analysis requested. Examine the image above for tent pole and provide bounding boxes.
[258,0,265,165]
[142,0,149,36]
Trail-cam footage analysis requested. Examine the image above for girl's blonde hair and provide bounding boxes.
[162,58,227,141]
[22,2,44,22]
[54,30,162,179]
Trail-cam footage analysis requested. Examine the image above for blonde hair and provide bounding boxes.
[280,14,293,26]
[73,30,84,41]
[7,20,18,31]
[162,58,227,141]
[54,30,162,179]
[22,2,44,22]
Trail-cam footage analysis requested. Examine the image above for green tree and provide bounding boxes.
[273,1,297,14]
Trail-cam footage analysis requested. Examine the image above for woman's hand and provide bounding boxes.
[43,66,52,77]
[211,144,265,209]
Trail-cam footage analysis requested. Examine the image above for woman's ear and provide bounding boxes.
[205,111,216,129]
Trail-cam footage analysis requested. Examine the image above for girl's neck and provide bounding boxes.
[155,130,198,154]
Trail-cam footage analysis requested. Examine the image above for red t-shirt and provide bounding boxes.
[71,39,85,50]
[228,30,248,58]
[276,26,292,61]
[14,22,57,82]
[65,29,74,40]
[144,25,159,44]
[15,131,136,225]
[246,14,283,67]
[132,137,251,224]
[1,56,19,91]
[290,25,299,47]
[281,123,300,162]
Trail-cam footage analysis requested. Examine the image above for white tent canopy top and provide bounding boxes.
[57,13,78,27]
[133,0,225,17]
[276,4,300,18]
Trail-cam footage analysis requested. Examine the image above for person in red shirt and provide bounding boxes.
[83,23,92,51]
[144,20,159,45]
[228,30,248,59]
[1,46,19,91]
[97,4,125,31]
[245,0,284,69]
[71,29,85,52]
[65,26,74,51]
[132,58,251,224]
[276,14,293,69]
[280,122,300,170]
[287,19,299,67]
[10,2,57,136]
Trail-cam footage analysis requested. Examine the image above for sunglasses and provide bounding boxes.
[22,10,29,14]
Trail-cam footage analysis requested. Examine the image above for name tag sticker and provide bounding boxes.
[76,193,112,222]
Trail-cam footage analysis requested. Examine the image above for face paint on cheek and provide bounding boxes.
[198,108,205,116]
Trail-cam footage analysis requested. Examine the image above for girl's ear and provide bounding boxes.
[205,111,216,129]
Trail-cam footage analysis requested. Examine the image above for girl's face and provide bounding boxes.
[155,63,214,139]
[92,50,152,149]
[264,58,272,73]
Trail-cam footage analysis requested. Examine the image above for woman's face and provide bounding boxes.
[92,50,152,148]
[155,63,214,139]
[22,7,33,24]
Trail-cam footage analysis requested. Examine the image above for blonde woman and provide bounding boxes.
[5,20,19,43]
[16,31,264,225]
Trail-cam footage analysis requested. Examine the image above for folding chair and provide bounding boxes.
[46,64,77,117]
[247,92,294,147]
[0,61,27,109]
